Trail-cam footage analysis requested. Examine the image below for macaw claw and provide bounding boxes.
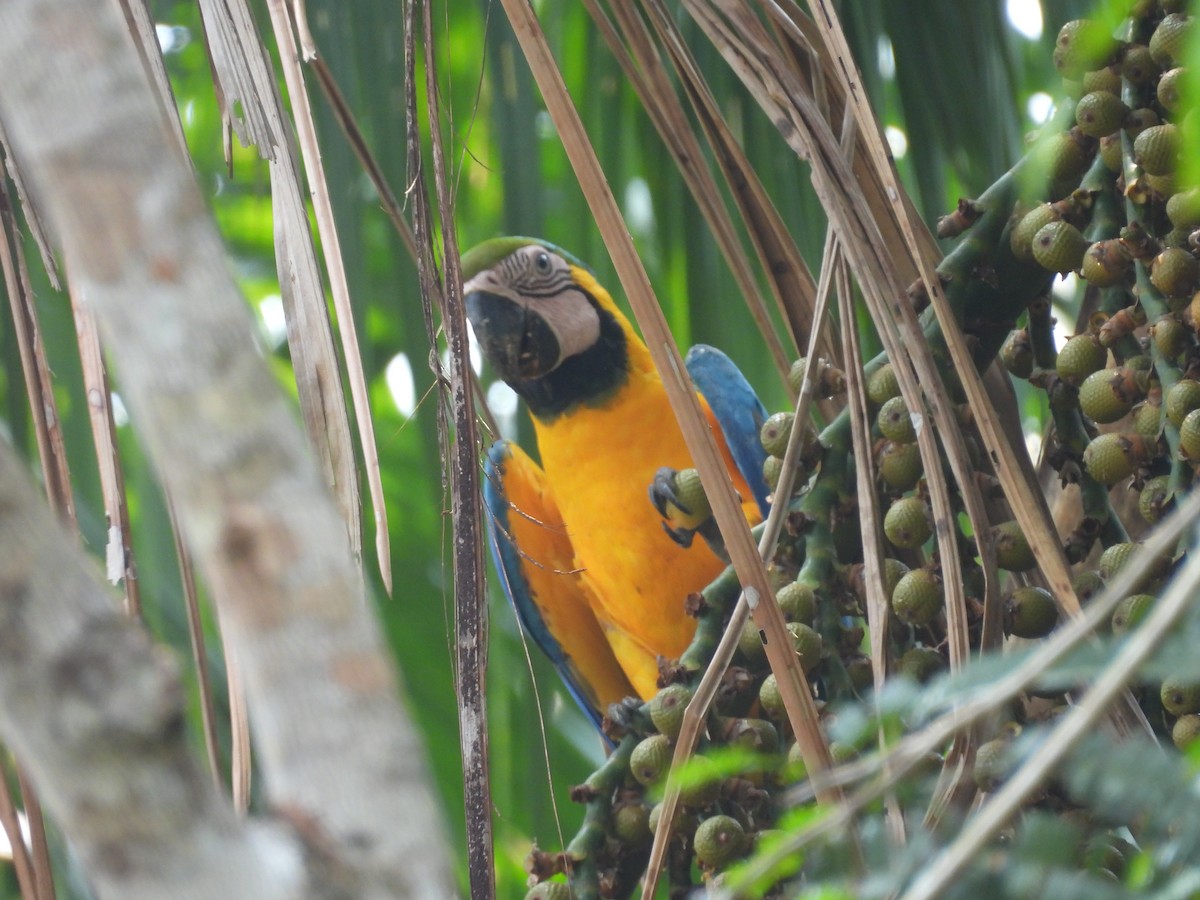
[650,466,732,561]
[603,695,648,740]
[650,466,706,548]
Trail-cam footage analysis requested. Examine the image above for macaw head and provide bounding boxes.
[462,237,631,420]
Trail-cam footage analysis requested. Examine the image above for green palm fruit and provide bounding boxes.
[787,622,823,672]
[776,581,817,624]
[1172,714,1200,750]
[1149,13,1191,68]
[612,802,652,844]
[1124,353,1154,373]
[1078,368,1139,423]
[1158,66,1185,113]
[1081,65,1121,94]
[1056,333,1107,384]
[1121,45,1160,85]
[1146,171,1180,200]
[694,815,746,868]
[1134,123,1180,176]
[1097,541,1136,579]
[1081,238,1133,287]
[1161,676,1200,716]
[526,881,571,900]
[1182,408,1200,460]
[1133,401,1162,440]
[1166,379,1200,427]
[992,520,1037,571]
[878,439,923,491]
[723,717,779,754]
[1112,594,1155,633]
[829,742,858,764]
[899,646,945,682]
[759,673,784,720]
[670,468,711,528]
[738,616,765,663]
[883,496,932,549]
[761,454,784,491]
[1011,203,1061,261]
[650,683,693,739]
[1099,133,1123,172]
[676,755,720,809]
[1123,106,1161,138]
[787,356,845,397]
[786,357,809,394]
[1033,220,1090,273]
[973,738,1011,792]
[1074,90,1129,137]
[760,411,795,457]
[1167,188,1200,230]
[1139,474,1172,524]
[1150,247,1199,298]
[630,734,673,787]
[1152,315,1190,358]
[1000,328,1034,377]
[882,558,910,598]
[866,363,901,405]
[1054,20,1117,77]
[877,395,917,443]
[1004,586,1059,639]
[1101,541,1172,585]
[1082,432,1152,485]
[1072,570,1106,604]
[891,568,942,626]
[648,802,698,837]
[785,741,806,779]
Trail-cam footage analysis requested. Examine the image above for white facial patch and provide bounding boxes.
[465,246,602,369]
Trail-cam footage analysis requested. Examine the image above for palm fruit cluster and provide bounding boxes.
[528,7,1196,898]
[1001,8,1200,754]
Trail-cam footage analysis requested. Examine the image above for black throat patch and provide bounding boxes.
[515,293,629,422]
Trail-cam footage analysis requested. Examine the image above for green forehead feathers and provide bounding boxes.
[459,236,593,281]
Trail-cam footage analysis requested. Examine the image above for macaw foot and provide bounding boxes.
[603,696,647,741]
[649,466,731,561]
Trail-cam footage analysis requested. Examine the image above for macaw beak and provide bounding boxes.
[465,289,561,381]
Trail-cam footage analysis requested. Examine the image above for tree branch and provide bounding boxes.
[0,0,454,895]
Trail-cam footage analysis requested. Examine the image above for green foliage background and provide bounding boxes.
[0,0,1134,896]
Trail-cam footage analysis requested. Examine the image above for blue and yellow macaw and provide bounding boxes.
[463,237,769,728]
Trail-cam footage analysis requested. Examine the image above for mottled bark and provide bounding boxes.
[0,0,454,896]
[0,440,300,900]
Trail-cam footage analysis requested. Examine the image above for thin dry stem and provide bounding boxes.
[267,0,390,593]
[0,759,36,900]
[500,0,834,822]
[0,176,74,525]
[168,498,224,790]
[14,771,52,900]
[643,241,850,893]
[68,289,141,615]
[592,0,794,382]
[420,0,496,894]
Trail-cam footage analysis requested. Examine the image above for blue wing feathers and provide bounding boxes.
[685,345,771,516]
[482,441,605,730]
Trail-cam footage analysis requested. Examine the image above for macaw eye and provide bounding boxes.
[534,251,552,274]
